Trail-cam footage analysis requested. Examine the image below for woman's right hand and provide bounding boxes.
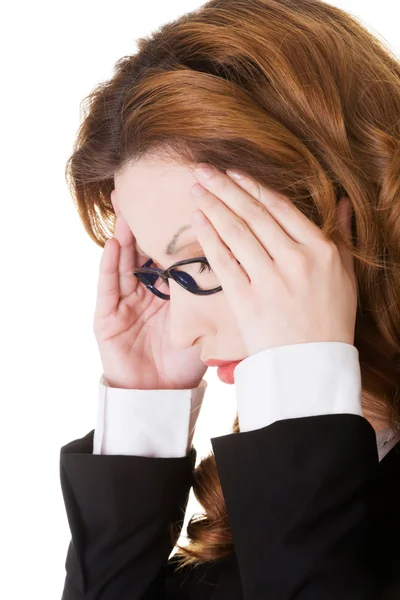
[93,191,208,390]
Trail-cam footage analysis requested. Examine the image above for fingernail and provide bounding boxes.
[226,169,243,180]
[194,165,215,179]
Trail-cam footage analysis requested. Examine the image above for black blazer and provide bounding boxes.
[59,414,400,599]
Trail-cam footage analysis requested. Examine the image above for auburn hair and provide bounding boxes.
[65,0,400,570]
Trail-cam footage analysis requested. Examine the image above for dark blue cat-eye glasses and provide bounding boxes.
[133,257,223,300]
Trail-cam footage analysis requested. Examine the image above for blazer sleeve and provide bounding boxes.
[211,414,381,599]
[59,429,197,599]
[210,341,384,599]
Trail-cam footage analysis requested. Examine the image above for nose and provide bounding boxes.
[167,283,210,351]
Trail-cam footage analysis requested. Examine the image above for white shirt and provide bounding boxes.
[93,341,399,462]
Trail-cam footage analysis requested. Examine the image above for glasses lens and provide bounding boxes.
[170,261,220,292]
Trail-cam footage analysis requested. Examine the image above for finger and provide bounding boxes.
[225,170,328,247]
[192,190,274,283]
[112,197,134,247]
[110,191,140,297]
[113,213,140,298]
[194,165,325,247]
[192,167,297,262]
[191,209,250,298]
[94,238,121,319]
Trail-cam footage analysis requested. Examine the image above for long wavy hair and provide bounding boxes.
[65,0,400,570]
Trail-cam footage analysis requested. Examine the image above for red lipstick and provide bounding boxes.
[203,358,243,367]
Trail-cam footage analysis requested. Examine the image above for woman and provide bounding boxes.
[60,0,400,598]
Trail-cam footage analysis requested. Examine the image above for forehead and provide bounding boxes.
[114,155,201,258]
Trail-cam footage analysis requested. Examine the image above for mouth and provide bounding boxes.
[202,358,244,367]
[216,361,242,385]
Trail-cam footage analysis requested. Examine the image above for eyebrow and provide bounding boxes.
[135,224,193,257]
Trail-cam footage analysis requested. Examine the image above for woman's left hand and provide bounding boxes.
[190,164,357,356]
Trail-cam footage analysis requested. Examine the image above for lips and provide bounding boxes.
[203,358,243,367]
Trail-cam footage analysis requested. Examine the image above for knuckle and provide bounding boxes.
[319,239,338,260]
[247,200,266,220]
[268,194,290,213]
[228,217,248,238]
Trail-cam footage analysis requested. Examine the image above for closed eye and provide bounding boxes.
[198,262,212,274]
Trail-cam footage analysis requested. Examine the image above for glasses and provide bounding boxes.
[133,257,223,300]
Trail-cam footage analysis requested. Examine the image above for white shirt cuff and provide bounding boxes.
[234,341,363,432]
[93,375,207,457]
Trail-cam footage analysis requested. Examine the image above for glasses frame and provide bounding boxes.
[133,257,223,300]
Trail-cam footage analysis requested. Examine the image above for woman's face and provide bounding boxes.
[115,155,385,430]
[114,153,248,368]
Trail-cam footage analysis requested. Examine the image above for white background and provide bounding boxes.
[1,1,399,598]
